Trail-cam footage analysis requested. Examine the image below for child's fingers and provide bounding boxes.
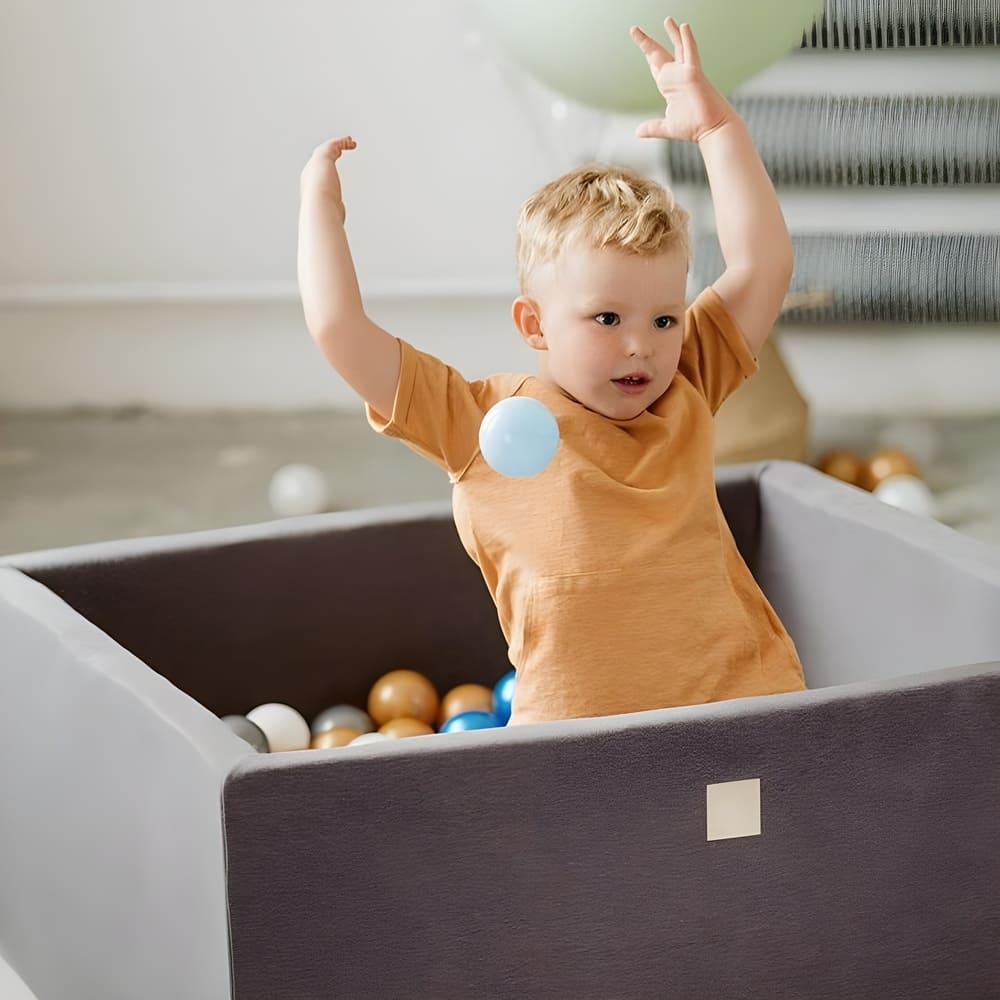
[663,16,684,62]
[635,117,670,140]
[679,22,701,68]
[319,136,357,160]
[629,25,672,73]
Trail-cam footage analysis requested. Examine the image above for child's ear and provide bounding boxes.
[512,296,546,350]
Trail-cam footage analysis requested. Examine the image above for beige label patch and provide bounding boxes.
[706,778,762,841]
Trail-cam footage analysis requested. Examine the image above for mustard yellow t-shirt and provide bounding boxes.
[367,286,806,724]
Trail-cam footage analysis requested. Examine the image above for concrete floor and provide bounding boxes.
[2,407,1000,557]
[0,407,452,556]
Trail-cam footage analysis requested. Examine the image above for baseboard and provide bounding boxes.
[1,297,997,416]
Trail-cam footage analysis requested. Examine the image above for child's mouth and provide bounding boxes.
[613,376,649,394]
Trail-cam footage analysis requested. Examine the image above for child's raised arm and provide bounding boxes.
[631,18,794,355]
[297,137,401,417]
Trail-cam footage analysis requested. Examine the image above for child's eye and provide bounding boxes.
[594,312,620,327]
[654,315,677,329]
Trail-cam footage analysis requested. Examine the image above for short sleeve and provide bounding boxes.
[677,285,759,414]
[365,338,490,480]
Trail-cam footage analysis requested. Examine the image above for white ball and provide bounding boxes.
[349,732,397,747]
[246,703,311,752]
[873,474,936,519]
[268,463,329,517]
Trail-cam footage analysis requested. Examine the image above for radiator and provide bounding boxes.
[801,0,999,47]
[673,1,1000,325]
[667,95,1000,187]
[693,232,1000,324]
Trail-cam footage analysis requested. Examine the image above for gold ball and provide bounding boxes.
[861,447,922,492]
[367,669,440,727]
[379,717,435,738]
[438,683,494,728]
[816,448,866,487]
[309,725,362,750]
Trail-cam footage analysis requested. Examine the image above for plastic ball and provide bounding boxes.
[492,670,517,725]
[349,731,396,747]
[873,474,936,519]
[861,447,922,492]
[367,670,440,727]
[438,683,494,727]
[268,463,329,517]
[379,718,435,738]
[474,0,826,112]
[221,714,269,753]
[440,710,500,734]
[479,397,559,478]
[815,448,866,488]
[311,704,376,737]
[310,726,363,750]
[245,703,311,752]
[876,419,940,469]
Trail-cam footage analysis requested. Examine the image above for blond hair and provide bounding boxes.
[516,164,690,291]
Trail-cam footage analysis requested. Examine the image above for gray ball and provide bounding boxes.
[311,704,376,737]
[222,714,270,753]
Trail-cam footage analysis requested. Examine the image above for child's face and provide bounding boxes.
[516,239,688,420]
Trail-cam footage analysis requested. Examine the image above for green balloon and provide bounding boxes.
[475,0,826,112]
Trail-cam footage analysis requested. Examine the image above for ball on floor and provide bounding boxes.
[861,447,922,492]
[873,474,936,519]
[268,463,329,517]
[815,448,866,487]
[876,419,940,469]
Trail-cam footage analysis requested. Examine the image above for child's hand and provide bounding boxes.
[630,18,734,143]
[300,136,357,205]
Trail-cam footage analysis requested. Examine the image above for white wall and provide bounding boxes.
[1,1,998,413]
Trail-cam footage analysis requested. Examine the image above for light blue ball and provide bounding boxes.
[440,710,500,734]
[479,397,559,478]
[492,670,517,725]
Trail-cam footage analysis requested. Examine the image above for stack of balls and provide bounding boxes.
[815,445,936,519]
[221,668,517,753]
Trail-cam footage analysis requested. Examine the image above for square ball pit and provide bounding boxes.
[2,461,999,1000]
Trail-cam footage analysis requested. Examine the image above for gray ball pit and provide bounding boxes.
[1,461,999,999]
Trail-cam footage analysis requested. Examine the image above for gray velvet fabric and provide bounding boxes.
[754,462,1000,688]
[2,461,998,999]
[0,567,250,1000]
[224,661,1000,1000]
[5,500,507,721]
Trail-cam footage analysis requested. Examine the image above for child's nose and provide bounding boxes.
[625,330,653,358]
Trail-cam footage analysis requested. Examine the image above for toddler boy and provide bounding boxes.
[297,17,807,724]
